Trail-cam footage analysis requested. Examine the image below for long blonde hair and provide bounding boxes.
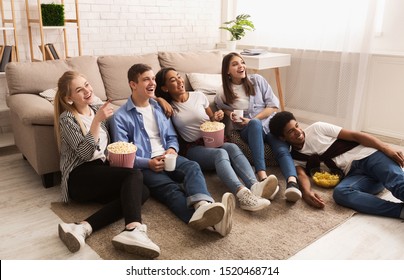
[54,70,88,151]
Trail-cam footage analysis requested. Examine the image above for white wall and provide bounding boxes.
[2,0,222,61]
[372,0,404,55]
[362,55,404,140]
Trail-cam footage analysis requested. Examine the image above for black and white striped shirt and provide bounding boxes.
[59,104,110,202]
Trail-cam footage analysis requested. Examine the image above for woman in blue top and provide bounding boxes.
[155,67,279,212]
[215,52,301,202]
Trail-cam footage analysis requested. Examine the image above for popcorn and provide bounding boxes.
[107,141,137,154]
[200,121,225,132]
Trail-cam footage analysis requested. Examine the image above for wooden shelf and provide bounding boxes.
[0,0,19,62]
[25,0,81,61]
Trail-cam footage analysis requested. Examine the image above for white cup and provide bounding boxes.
[164,154,177,171]
[233,110,244,122]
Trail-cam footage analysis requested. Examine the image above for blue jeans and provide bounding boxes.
[186,142,258,194]
[240,118,297,180]
[142,155,213,223]
[333,151,404,219]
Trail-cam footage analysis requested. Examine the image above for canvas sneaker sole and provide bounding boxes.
[260,175,279,200]
[58,223,81,253]
[214,193,236,237]
[188,203,225,231]
[285,187,302,202]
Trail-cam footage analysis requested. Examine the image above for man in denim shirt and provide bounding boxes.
[110,63,235,237]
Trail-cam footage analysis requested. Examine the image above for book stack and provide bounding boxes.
[39,43,60,60]
[0,45,17,72]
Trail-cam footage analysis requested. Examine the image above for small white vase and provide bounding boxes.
[226,40,237,51]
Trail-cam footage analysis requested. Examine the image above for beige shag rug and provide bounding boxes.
[51,168,355,260]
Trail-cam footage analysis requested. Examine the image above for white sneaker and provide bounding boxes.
[251,175,279,200]
[112,224,161,259]
[188,202,225,230]
[285,182,302,202]
[58,222,92,253]
[238,189,271,211]
[211,193,236,237]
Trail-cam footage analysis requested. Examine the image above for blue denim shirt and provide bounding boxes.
[110,97,179,169]
[215,74,279,134]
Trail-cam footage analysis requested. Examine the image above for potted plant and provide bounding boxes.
[219,14,255,50]
[41,3,65,26]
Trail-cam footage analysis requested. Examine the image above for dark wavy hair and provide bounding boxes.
[155,67,176,103]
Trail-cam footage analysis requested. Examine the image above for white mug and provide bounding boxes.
[233,110,243,122]
[164,154,177,171]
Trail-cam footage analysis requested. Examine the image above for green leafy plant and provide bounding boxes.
[41,3,65,26]
[219,14,255,41]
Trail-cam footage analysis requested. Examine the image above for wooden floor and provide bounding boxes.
[1,144,404,260]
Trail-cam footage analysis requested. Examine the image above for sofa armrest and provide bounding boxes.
[7,94,54,126]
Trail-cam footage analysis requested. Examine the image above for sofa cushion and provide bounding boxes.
[67,56,107,101]
[97,53,161,102]
[186,73,222,95]
[6,60,70,95]
[158,50,222,90]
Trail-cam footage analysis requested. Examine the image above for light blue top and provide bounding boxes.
[110,97,179,169]
[214,74,279,134]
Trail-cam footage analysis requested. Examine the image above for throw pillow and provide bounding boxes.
[39,87,57,104]
[186,73,222,95]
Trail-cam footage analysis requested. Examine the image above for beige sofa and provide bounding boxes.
[6,50,276,188]
[6,51,225,187]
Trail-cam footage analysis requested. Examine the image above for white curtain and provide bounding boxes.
[236,0,382,129]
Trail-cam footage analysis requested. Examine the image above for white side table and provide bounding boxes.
[221,50,291,111]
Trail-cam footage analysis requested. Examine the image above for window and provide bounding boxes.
[236,0,385,52]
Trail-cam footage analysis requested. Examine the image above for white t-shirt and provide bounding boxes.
[231,84,249,111]
[294,122,377,174]
[135,104,165,158]
[171,91,210,142]
[79,110,107,162]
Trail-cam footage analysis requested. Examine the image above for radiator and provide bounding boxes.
[276,50,360,127]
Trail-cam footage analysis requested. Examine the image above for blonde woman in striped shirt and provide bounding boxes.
[54,70,160,258]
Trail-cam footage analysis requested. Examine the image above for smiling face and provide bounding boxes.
[130,70,156,105]
[227,55,246,84]
[161,70,186,99]
[68,76,94,107]
[281,119,306,149]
